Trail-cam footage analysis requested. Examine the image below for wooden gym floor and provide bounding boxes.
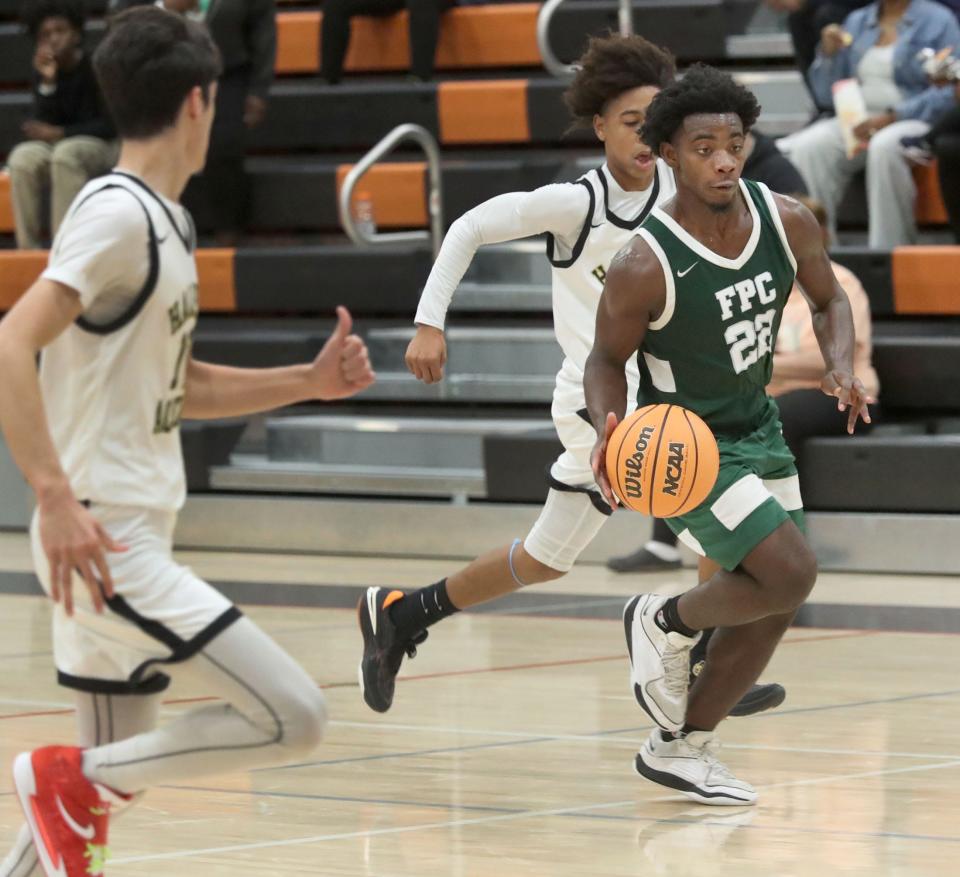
[0,532,958,876]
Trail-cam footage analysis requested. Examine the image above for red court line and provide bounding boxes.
[0,629,875,722]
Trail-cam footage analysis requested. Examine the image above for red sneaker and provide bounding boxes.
[13,747,117,877]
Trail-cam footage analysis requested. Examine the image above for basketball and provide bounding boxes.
[605,404,720,517]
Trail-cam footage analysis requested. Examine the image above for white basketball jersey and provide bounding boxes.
[548,161,676,415]
[40,172,199,511]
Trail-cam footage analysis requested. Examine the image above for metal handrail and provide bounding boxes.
[537,0,634,79]
[338,123,444,258]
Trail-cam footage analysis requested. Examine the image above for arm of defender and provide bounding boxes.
[0,280,123,613]
[584,238,666,505]
[183,306,374,419]
[777,194,873,433]
[407,184,590,384]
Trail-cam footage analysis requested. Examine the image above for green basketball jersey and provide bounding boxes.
[636,179,797,437]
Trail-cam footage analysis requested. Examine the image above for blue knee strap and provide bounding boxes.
[508,538,528,587]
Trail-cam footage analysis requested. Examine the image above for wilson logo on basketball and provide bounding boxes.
[623,425,656,499]
[662,442,685,497]
[605,404,719,517]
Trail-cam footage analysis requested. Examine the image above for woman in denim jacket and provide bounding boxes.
[779,0,960,247]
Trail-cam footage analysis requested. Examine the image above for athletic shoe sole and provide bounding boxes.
[634,750,757,807]
[728,683,786,718]
[13,752,67,877]
[357,587,391,714]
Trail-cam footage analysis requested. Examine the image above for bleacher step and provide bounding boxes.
[266,414,550,467]
[210,455,485,499]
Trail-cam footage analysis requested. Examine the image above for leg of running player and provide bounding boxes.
[676,521,815,730]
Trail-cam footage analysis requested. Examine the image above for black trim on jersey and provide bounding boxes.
[598,165,660,231]
[57,670,172,695]
[112,171,194,254]
[546,178,595,268]
[546,469,613,517]
[576,407,592,424]
[73,184,161,336]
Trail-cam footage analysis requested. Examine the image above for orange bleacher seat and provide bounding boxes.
[0,250,237,312]
[0,171,13,235]
[335,162,427,228]
[892,246,960,315]
[913,161,948,226]
[438,80,530,144]
[275,4,541,75]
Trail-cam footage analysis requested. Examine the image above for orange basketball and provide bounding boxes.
[605,404,719,517]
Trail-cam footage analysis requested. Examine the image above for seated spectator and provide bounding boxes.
[608,196,879,573]
[743,130,809,194]
[321,0,453,84]
[778,0,960,248]
[765,0,873,113]
[7,0,116,250]
[908,61,960,242]
[112,0,276,244]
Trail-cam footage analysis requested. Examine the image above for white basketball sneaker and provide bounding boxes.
[635,728,757,806]
[623,594,700,731]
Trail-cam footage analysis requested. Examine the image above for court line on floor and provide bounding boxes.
[261,685,960,772]
[114,757,960,864]
[325,718,960,761]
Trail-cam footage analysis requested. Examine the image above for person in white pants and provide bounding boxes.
[778,0,960,248]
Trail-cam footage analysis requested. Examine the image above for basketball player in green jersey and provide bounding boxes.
[585,65,873,805]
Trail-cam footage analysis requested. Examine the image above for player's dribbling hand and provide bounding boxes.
[38,485,125,617]
[309,306,376,400]
[590,411,620,509]
[821,370,874,434]
[405,324,447,384]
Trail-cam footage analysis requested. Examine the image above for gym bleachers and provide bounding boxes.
[0,0,957,517]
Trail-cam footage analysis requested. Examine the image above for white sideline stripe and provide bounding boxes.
[710,473,770,531]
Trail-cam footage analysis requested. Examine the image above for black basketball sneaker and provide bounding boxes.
[688,650,786,717]
[357,586,427,713]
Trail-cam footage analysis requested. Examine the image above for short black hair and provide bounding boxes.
[21,0,85,40]
[640,64,761,155]
[93,6,221,139]
[563,32,676,127]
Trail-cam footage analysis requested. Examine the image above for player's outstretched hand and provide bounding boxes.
[590,411,621,509]
[310,306,376,400]
[405,324,447,384]
[38,488,125,617]
[821,370,874,434]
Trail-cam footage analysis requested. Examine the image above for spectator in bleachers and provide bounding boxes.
[778,0,960,249]
[320,0,452,84]
[7,0,116,249]
[743,130,809,194]
[766,0,873,113]
[112,0,277,243]
[609,196,879,573]
[900,53,960,241]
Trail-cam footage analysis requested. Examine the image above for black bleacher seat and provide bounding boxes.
[873,335,960,412]
[187,155,567,234]
[234,246,431,314]
[484,429,563,503]
[829,247,894,316]
[181,420,247,491]
[802,435,960,512]
[548,0,753,64]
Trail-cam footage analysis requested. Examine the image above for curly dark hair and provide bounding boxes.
[563,32,676,128]
[639,64,762,155]
[21,0,85,40]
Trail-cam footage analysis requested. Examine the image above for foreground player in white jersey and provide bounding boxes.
[357,34,782,718]
[0,9,374,876]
